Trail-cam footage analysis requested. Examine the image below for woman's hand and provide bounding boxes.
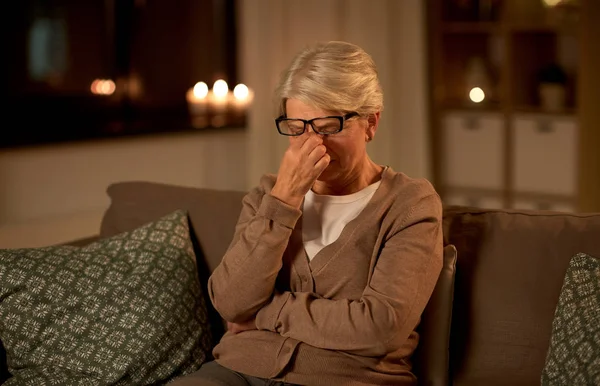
[227,318,258,334]
[271,134,330,208]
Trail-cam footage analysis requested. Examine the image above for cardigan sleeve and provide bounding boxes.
[208,179,302,323]
[254,192,443,357]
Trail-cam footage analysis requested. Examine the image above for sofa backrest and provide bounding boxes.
[100,182,600,385]
[101,181,245,273]
[442,206,600,386]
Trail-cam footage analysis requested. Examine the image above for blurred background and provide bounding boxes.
[1,0,598,248]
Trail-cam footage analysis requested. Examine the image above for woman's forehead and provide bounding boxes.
[285,98,338,118]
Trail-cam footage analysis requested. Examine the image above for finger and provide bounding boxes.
[299,134,322,153]
[307,144,327,165]
[314,153,331,174]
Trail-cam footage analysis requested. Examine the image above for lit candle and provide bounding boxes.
[210,79,229,114]
[232,83,253,114]
[91,79,116,96]
[186,81,209,115]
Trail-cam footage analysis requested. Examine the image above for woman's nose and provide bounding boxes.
[305,124,325,138]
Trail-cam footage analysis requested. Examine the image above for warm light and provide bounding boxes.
[91,79,100,93]
[233,84,249,100]
[193,82,209,99]
[100,80,116,95]
[542,0,562,6]
[91,79,116,95]
[469,87,485,103]
[213,79,229,98]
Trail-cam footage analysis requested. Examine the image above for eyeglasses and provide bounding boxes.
[275,112,359,136]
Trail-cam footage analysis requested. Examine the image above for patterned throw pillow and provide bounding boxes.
[541,252,600,386]
[0,210,212,385]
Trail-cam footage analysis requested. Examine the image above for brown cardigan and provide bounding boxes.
[208,167,443,386]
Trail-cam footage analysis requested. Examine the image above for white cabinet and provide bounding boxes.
[511,115,578,196]
[439,111,579,210]
[442,112,505,189]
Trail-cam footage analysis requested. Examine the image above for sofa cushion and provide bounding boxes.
[541,252,600,385]
[0,210,212,385]
[443,206,600,386]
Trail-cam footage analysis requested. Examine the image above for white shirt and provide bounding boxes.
[302,181,381,261]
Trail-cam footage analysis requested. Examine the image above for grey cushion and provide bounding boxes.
[0,210,212,385]
[541,252,600,385]
[100,182,246,344]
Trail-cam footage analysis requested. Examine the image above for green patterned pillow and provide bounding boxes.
[0,210,212,385]
[541,252,600,386]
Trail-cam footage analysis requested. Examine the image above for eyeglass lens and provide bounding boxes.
[279,117,341,135]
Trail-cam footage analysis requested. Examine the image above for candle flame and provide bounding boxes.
[233,84,249,100]
[193,82,209,99]
[213,79,229,98]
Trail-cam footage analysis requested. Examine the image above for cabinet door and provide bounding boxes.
[512,115,578,196]
[442,113,505,189]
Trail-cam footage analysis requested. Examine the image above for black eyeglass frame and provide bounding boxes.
[275,112,360,136]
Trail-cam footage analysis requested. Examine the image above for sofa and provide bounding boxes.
[1,180,599,385]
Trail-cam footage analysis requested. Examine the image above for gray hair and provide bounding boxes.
[274,41,384,116]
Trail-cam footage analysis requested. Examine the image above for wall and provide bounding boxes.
[0,129,246,248]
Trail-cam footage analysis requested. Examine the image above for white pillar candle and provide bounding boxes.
[186,81,209,115]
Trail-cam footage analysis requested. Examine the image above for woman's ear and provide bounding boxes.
[365,112,380,142]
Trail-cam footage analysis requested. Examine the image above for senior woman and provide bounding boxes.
[172,41,443,386]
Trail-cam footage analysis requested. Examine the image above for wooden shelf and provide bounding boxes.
[512,105,577,116]
[508,23,579,35]
[2,99,248,150]
[441,22,500,34]
[440,101,502,113]
[428,0,582,211]
[440,23,577,35]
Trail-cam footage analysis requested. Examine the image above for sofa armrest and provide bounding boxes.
[413,244,457,386]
